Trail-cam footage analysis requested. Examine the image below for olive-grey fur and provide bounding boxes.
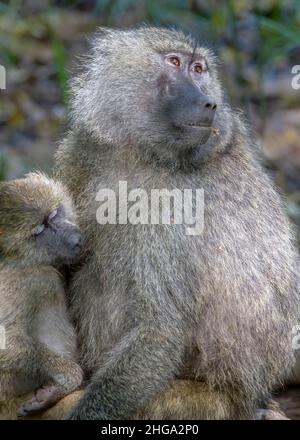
[0,173,83,418]
[55,26,300,419]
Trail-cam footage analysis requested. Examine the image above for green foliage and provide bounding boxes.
[258,16,300,60]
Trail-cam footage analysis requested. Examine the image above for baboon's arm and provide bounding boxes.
[67,325,184,420]
[1,331,82,399]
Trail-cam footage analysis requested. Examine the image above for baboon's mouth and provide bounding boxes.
[186,121,213,127]
[173,123,212,130]
[172,123,213,144]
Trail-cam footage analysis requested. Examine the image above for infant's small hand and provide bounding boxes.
[17,384,66,417]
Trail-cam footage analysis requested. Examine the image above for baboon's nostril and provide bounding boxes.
[204,100,217,110]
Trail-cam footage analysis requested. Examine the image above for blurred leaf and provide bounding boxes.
[259,16,300,45]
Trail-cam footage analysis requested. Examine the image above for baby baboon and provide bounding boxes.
[55,27,300,419]
[0,173,83,419]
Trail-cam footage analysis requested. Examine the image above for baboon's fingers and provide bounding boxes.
[19,390,84,420]
[17,384,67,417]
[17,397,46,417]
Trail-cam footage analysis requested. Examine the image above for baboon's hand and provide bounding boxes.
[18,365,83,417]
[17,384,68,416]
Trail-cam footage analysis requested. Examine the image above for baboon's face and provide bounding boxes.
[123,47,228,156]
[0,175,82,266]
[30,204,83,265]
[154,51,217,147]
[73,28,232,160]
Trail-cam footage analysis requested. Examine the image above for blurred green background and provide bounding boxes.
[0,0,300,235]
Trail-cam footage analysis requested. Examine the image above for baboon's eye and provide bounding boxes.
[48,208,58,222]
[168,56,181,67]
[32,224,46,237]
[193,64,203,74]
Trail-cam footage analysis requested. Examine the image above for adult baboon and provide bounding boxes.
[0,173,83,419]
[55,27,300,419]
